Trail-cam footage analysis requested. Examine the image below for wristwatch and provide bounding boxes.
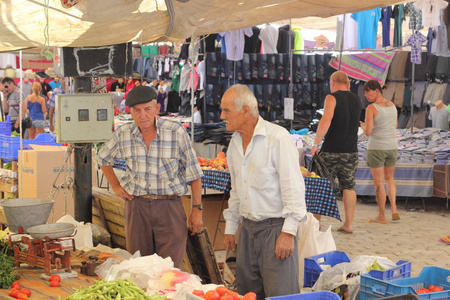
[192,204,203,210]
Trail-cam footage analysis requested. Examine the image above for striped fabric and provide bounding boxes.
[329,52,396,85]
[355,162,434,197]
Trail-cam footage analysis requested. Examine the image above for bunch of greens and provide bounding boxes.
[65,278,167,300]
[0,252,19,289]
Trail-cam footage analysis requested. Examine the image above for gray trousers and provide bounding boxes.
[124,196,187,269]
[236,218,299,300]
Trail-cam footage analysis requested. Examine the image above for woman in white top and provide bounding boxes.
[360,80,399,224]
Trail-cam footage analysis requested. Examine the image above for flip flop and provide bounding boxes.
[368,218,387,224]
[337,227,353,234]
[392,212,400,221]
[438,236,450,245]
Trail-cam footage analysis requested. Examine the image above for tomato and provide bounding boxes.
[416,288,430,294]
[21,289,31,297]
[216,286,229,296]
[49,275,61,282]
[9,289,18,297]
[11,281,21,290]
[434,286,444,291]
[227,291,240,300]
[17,294,28,300]
[242,292,257,300]
[427,285,436,290]
[50,280,60,287]
[429,286,444,293]
[220,295,233,300]
[193,290,205,296]
[205,290,221,300]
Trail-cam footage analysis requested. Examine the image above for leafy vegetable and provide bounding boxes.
[65,278,167,300]
[0,252,19,289]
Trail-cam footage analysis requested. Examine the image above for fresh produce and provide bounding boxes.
[416,285,445,294]
[198,152,228,171]
[300,166,320,178]
[50,280,60,287]
[160,270,190,287]
[65,278,166,300]
[49,275,61,282]
[21,288,31,297]
[192,287,256,300]
[0,253,19,289]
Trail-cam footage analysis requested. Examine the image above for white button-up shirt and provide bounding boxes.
[223,117,307,235]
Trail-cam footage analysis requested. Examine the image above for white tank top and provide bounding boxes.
[367,103,398,150]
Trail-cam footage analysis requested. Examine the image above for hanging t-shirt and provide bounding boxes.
[405,2,424,30]
[380,6,393,48]
[392,4,406,47]
[430,9,450,56]
[259,24,279,54]
[293,27,304,51]
[219,28,253,61]
[352,8,381,49]
[406,32,428,64]
[335,14,358,50]
[196,60,205,90]
[413,0,448,27]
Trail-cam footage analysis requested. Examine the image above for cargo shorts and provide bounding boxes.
[318,152,359,191]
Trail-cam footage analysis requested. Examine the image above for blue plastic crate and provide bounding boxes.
[0,133,60,161]
[0,116,11,136]
[360,266,450,300]
[266,291,341,300]
[368,260,412,281]
[304,251,351,288]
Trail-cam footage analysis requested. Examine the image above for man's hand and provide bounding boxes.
[275,232,295,260]
[189,208,203,235]
[111,184,133,201]
[311,146,319,156]
[224,234,236,252]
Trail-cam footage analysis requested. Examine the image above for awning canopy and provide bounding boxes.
[0,0,404,52]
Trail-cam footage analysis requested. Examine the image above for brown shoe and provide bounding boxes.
[392,212,400,221]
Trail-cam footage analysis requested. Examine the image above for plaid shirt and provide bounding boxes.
[97,118,203,196]
[406,32,427,64]
[405,2,424,30]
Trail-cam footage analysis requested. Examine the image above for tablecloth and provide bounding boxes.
[201,170,341,221]
[355,162,434,197]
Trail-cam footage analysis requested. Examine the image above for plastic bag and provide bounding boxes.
[313,255,398,300]
[298,213,336,288]
[56,214,93,248]
[308,155,339,193]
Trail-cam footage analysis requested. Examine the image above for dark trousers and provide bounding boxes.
[236,218,299,300]
[124,196,187,269]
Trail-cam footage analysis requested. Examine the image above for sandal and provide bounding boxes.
[392,212,400,221]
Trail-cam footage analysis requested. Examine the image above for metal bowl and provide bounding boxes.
[0,198,55,233]
[26,223,76,240]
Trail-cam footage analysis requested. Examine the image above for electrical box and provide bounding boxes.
[55,94,114,143]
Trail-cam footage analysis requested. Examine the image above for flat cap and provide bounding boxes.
[125,86,158,107]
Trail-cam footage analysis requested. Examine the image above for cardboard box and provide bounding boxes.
[18,145,97,223]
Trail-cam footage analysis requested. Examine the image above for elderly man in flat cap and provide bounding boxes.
[97,86,203,268]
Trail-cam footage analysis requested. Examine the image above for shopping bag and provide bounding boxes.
[308,154,340,193]
[298,213,336,289]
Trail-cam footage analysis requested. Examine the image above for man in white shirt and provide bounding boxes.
[221,84,307,299]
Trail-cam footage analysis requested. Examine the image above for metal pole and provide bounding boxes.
[190,35,195,141]
[73,77,93,223]
[288,19,293,130]
[409,29,414,134]
[338,14,346,70]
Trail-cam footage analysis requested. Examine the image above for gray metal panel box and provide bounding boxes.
[55,94,114,143]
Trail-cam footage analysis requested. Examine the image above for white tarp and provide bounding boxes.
[0,0,404,52]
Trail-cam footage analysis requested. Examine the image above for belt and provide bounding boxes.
[140,194,178,200]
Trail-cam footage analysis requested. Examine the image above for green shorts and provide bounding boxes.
[366,149,398,168]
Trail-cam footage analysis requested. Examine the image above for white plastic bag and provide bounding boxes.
[313,255,398,300]
[56,214,93,248]
[298,213,337,288]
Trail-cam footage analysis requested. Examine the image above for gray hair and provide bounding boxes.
[226,84,259,118]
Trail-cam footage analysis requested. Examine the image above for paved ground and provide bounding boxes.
[319,196,450,276]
